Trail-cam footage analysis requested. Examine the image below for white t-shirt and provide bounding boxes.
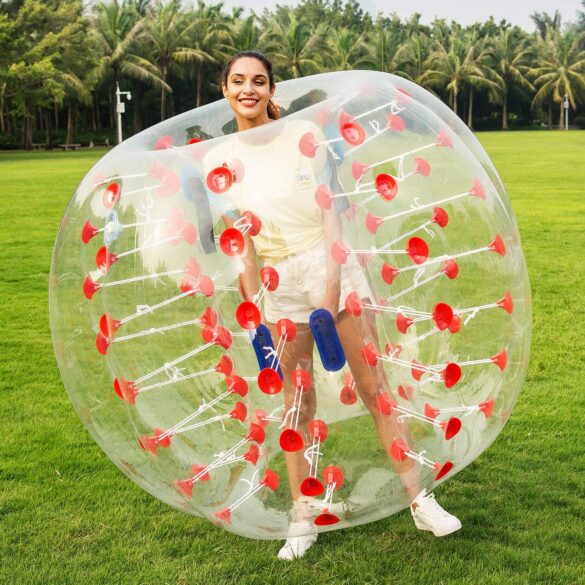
[203,119,328,262]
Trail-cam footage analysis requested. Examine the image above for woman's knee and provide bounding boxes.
[355,379,385,415]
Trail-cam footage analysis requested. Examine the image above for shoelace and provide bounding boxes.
[417,493,452,519]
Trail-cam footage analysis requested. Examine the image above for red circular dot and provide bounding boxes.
[257,368,282,394]
[259,266,279,291]
[340,385,358,405]
[279,429,304,452]
[206,166,233,194]
[375,173,398,201]
[241,210,261,235]
[301,477,324,497]
[102,182,120,208]
[236,301,261,330]
[314,511,340,526]
[219,228,245,256]
[323,465,344,488]
[292,369,312,390]
[309,419,328,441]
[276,318,296,341]
[340,122,365,146]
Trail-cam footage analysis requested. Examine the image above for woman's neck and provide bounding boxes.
[236,112,272,132]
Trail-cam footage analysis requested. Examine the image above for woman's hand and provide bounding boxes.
[318,281,341,321]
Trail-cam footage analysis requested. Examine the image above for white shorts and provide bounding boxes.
[264,241,373,324]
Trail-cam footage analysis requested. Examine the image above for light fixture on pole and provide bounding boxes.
[563,94,569,131]
[116,82,132,144]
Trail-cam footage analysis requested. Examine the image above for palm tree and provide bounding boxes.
[126,0,151,18]
[173,2,230,108]
[92,0,168,142]
[326,27,367,71]
[485,28,534,129]
[420,31,500,127]
[395,32,431,81]
[227,14,261,53]
[360,20,413,78]
[531,10,562,39]
[144,0,190,119]
[529,27,585,129]
[261,11,325,78]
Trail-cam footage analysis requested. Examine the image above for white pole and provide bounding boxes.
[115,82,132,144]
[564,94,569,131]
[116,82,122,144]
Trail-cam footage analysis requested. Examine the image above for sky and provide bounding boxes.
[220,0,582,31]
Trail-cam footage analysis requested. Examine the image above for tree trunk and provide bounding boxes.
[91,92,98,132]
[547,102,552,129]
[29,113,33,148]
[452,88,458,115]
[160,65,168,121]
[168,90,175,118]
[196,62,203,108]
[467,87,474,130]
[0,82,5,132]
[66,104,74,144]
[96,91,102,131]
[21,116,27,149]
[502,94,509,129]
[22,100,33,150]
[45,110,52,147]
[54,102,59,129]
[110,89,116,138]
[133,85,142,134]
[558,102,564,130]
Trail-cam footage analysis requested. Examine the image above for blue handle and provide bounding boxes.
[309,309,346,372]
[250,324,283,378]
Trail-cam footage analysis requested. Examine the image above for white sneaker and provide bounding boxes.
[410,489,462,537]
[277,521,318,561]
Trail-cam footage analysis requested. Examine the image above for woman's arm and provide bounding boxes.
[222,214,259,302]
[319,205,342,318]
[318,153,345,319]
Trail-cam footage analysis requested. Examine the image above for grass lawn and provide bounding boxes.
[1,132,584,585]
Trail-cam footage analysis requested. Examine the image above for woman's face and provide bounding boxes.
[222,57,274,129]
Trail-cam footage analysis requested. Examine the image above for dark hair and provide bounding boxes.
[221,51,279,120]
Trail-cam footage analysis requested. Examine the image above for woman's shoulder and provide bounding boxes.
[201,135,236,173]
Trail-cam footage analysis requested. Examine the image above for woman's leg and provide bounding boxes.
[266,322,316,502]
[334,307,422,501]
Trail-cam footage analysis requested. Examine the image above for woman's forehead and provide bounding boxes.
[229,58,269,78]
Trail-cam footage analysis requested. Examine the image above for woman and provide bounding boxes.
[208,51,461,560]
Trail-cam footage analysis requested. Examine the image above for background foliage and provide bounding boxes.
[0,0,585,149]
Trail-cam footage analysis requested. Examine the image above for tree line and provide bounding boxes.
[1,0,584,149]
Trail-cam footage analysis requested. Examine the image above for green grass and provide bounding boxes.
[1,133,584,585]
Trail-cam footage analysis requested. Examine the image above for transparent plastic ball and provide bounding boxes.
[50,71,531,539]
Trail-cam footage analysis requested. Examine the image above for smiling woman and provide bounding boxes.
[221,51,281,130]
